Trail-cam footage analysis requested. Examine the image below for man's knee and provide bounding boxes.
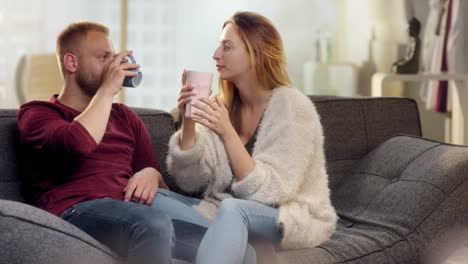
[156,188,171,196]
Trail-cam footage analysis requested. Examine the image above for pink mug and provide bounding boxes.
[184,70,213,118]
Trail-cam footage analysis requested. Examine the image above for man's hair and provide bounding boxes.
[56,21,109,75]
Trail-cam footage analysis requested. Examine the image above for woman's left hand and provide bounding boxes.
[191,96,236,140]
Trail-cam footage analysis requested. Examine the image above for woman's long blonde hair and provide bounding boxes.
[219,11,291,132]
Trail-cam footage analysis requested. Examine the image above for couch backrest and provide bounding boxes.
[0,96,422,203]
[131,108,177,189]
[0,110,23,202]
[310,96,422,192]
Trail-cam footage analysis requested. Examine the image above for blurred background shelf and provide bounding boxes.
[371,72,468,145]
[303,62,359,96]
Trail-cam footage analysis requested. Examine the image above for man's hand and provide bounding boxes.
[99,50,140,97]
[123,167,168,205]
[73,51,140,145]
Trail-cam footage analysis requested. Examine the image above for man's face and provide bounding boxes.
[75,30,115,96]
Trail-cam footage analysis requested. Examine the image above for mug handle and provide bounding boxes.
[126,54,136,64]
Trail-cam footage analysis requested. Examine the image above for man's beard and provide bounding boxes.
[76,67,103,97]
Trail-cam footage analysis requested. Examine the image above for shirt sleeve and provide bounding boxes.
[121,105,161,174]
[17,103,98,156]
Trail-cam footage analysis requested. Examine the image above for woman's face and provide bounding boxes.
[212,23,251,83]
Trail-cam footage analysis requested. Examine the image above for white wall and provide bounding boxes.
[0,0,340,110]
[173,0,339,94]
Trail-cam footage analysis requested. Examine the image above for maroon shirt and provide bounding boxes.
[17,95,160,216]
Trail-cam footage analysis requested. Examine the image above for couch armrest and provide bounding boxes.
[0,199,121,264]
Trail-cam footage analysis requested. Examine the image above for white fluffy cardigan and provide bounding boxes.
[167,86,337,250]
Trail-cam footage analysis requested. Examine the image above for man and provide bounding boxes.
[17,21,173,264]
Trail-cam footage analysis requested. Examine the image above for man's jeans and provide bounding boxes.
[60,197,180,264]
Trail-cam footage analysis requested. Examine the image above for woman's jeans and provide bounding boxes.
[152,189,282,264]
[60,197,175,264]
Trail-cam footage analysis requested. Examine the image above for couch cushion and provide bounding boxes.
[0,199,121,264]
[321,135,468,263]
[276,247,336,264]
[310,97,422,192]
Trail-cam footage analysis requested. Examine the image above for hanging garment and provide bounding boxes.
[422,0,467,113]
[435,0,452,112]
[421,0,448,112]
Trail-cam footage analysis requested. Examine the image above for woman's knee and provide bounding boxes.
[218,198,249,217]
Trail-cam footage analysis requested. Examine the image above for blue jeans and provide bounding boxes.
[60,197,175,264]
[152,189,282,264]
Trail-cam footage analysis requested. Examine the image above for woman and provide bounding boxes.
[152,11,337,264]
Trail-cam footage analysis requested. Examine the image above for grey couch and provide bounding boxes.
[1,96,468,264]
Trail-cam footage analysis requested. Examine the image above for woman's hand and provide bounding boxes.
[192,96,256,181]
[177,70,197,118]
[191,96,236,141]
[177,84,198,118]
[177,70,198,149]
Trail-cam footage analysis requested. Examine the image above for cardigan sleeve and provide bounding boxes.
[231,97,325,206]
[166,125,214,194]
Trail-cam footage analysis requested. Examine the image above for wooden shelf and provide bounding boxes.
[372,72,468,97]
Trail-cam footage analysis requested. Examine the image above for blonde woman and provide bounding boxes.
[151,11,337,264]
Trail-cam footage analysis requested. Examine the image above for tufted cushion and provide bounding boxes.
[319,135,468,263]
[310,97,422,192]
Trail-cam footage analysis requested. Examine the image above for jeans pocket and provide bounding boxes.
[60,205,79,221]
[61,197,115,220]
[59,199,93,220]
